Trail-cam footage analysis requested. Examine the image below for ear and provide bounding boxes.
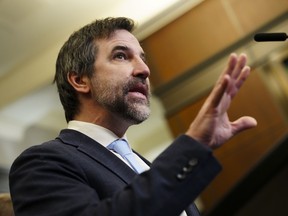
[67,71,91,93]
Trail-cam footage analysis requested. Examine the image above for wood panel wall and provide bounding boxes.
[140,0,288,213]
[142,0,288,88]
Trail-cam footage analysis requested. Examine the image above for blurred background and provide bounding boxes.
[0,0,287,215]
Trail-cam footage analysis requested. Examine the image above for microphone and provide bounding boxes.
[254,33,287,42]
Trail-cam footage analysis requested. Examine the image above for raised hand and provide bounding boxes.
[186,53,257,149]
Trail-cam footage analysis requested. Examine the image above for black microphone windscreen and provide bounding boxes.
[254,33,287,42]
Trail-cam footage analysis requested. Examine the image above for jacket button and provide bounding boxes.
[176,173,186,180]
[188,159,198,166]
[183,166,193,173]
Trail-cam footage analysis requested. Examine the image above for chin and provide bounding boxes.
[126,105,150,124]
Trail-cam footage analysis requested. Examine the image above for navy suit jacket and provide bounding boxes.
[9,129,221,216]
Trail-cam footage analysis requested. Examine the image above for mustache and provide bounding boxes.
[124,78,150,97]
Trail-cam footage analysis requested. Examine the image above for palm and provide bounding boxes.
[186,53,257,148]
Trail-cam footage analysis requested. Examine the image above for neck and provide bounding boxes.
[74,109,132,138]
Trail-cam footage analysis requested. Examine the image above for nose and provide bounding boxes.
[132,57,150,80]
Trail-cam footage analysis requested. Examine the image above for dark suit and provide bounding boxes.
[9,129,221,216]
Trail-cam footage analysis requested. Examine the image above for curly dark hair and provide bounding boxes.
[54,17,135,122]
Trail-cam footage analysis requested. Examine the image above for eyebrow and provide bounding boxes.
[111,45,129,53]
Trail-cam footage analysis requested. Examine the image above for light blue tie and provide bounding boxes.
[108,139,145,174]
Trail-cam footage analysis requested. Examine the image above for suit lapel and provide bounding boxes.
[58,130,199,215]
[58,129,137,184]
[185,203,200,216]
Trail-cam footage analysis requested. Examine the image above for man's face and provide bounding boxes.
[90,29,151,125]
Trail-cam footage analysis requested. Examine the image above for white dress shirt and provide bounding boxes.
[67,120,149,172]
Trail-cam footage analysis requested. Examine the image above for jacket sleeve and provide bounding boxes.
[9,135,222,216]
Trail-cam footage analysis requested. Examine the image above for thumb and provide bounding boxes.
[231,116,257,135]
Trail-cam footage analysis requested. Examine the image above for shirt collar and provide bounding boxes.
[67,120,128,148]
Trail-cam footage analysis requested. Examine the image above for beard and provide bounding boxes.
[90,77,151,124]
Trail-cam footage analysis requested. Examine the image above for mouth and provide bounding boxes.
[128,83,149,100]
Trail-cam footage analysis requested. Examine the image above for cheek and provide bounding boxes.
[103,77,126,96]
[92,66,129,95]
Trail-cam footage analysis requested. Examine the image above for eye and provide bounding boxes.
[141,56,147,64]
[114,52,127,60]
[140,53,147,64]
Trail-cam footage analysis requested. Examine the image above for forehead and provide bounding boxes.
[96,29,143,53]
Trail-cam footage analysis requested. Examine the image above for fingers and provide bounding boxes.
[215,53,237,85]
[231,116,257,135]
[235,65,251,89]
[230,53,248,79]
[226,53,251,98]
[210,74,229,108]
[225,53,238,76]
[208,53,251,108]
[222,53,248,80]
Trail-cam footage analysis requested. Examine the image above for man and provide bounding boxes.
[9,17,257,216]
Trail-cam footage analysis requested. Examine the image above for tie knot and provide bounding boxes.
[108,139,132,157]
[107,139,146,174]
